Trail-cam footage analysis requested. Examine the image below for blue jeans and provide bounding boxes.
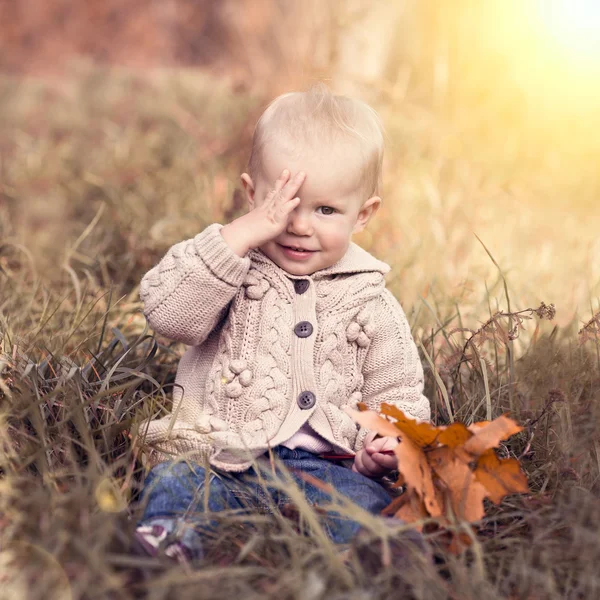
[138,446,394,548]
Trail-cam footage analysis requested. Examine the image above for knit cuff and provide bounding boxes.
[137,416,170,445]
[193,223,251,287]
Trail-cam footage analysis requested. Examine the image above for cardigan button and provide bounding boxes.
[294,279,309,295]
[297,391,316,410]
[294,321,313,338]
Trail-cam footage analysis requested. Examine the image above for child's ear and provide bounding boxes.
[241,173,256,210]
[352,196,381,234]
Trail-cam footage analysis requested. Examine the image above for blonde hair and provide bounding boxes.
[247,83,385,199]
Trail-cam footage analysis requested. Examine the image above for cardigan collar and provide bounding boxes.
[248,242,391,280]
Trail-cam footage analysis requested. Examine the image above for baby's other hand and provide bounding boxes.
[352,431,398,478]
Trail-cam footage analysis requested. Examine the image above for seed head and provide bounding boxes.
[535,302,556,321]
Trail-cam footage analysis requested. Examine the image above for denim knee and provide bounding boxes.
[139,460,208,521]
[345,472,393,514]
[139,459,246,523]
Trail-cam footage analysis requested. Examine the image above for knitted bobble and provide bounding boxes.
[244,274,259,287]
[356,331,370,347]
[223,359,253,387]
[347,308,375,347]
[194,416,212,434]
[225,380,243,398]
[209,416,229,431]
[221,366,235,383]
[243,271,271,300]
[356,309,370,327]
[357,307,375,331]
[245,278,270,300]
[239,369,253,386]
[229,359,247,374]
[346,321,361,342]
[362,321,376,337]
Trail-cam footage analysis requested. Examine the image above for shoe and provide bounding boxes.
[133,522,196,567]
[133,523,167,558]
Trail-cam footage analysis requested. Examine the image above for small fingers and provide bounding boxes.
[353,451,365,474]
[273,169,291,192]
[370,452,398,470]
[366,435,398,454]
[381,436,399,452]
[282,171,305,197]
[353,451,374,476]
[266,171,304,206]
[264,170,290,202]
[355,446,398,477]
[360,451,382,476]
[363,430,378,448]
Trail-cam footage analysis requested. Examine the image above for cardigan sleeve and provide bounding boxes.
[360,288,431,424]
[139,223,251,346]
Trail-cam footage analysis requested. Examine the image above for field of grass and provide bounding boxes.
[1,63,600,599]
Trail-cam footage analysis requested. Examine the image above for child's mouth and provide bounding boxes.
[279,244,316,260]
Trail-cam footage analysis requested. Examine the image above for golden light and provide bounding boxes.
[456,0,600,128]
[536,0,600,66]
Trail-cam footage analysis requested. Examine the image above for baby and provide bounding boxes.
[134,84,431,563]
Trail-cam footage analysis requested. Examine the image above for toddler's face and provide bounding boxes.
[241,140,380,276]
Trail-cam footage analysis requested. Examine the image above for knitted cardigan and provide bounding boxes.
[139,223,431,472]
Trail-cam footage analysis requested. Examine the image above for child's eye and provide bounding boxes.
[318,206,336,215]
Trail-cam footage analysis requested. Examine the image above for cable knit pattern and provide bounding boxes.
[138,222,431,472]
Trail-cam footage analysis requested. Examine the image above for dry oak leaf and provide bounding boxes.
[436,422,473,448]
[393,435,443,517]
[379,403,439,446]
[347,407,443,517]
[382,489,430,529]
[350,406,402,439]
[429,446,488,522]
[346,405,528,540]
[460,416,522,457]
[474,449,529,504]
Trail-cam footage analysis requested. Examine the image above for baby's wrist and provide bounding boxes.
[220,215,256,257]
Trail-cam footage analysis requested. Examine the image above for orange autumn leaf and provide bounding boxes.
[436,422,473,448]
[344,408,400,439]
[474,449,530,504]
[379,403,439,446]
[396,494,429,528]
[429,447,487,522]
[393,436,443,517]
[453,479,489,523]
[468,421,491,431]
[385,489,429,530]
[347,406,529,554]
[390,472,406,488]
[381,493,410,517]
[461,416,522,457]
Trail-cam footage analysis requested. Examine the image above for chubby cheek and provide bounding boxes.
[321,228,352,253]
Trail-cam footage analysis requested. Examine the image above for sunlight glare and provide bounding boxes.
[536,0,600,63]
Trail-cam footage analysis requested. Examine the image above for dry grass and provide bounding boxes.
[1,64,600,599]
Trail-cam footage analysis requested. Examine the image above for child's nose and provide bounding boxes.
[287,210,313,235]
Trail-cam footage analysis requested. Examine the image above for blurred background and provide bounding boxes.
[1,0,599,343]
